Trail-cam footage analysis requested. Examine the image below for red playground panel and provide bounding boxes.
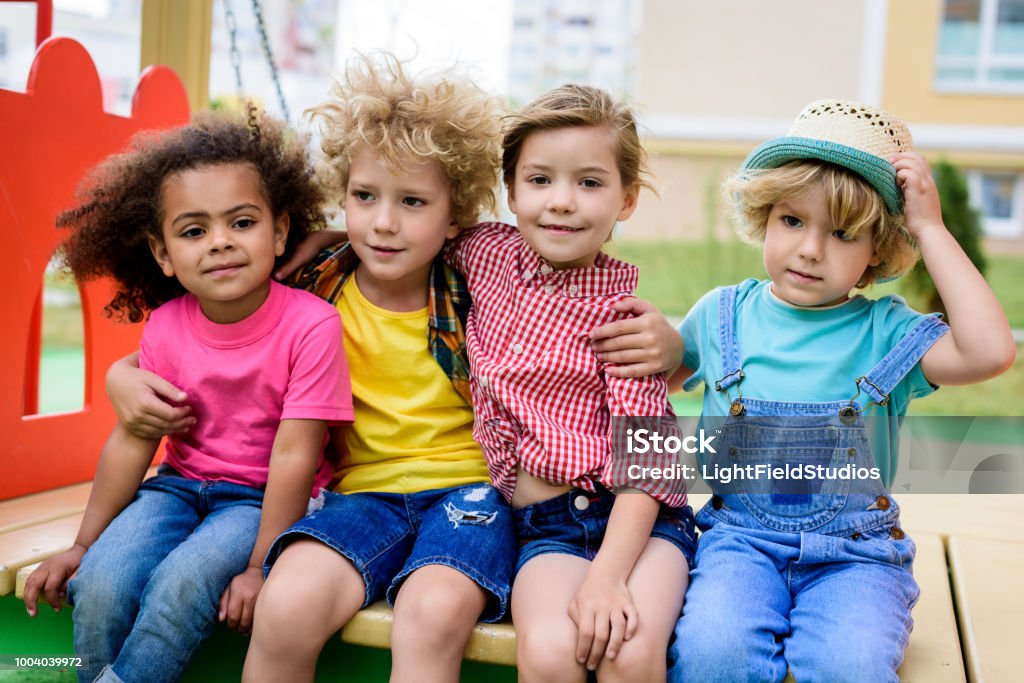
[0,37,190,499]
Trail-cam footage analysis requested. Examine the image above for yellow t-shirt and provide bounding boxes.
[332,275,489,494]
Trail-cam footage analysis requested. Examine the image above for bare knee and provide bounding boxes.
[516,625,583,683]
[251,542,364,654]
[391,572,485,651]
[598,636,666,683]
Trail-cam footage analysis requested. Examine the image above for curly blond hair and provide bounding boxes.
[502,84,655,195]
[725,161,918,286]
[308,53,502,228]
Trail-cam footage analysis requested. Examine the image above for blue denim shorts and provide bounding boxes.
[265,483,515,622]
[513,487,698,574]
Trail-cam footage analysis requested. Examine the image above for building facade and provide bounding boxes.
[630,0,1024,247]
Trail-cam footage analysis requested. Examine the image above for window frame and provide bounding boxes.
[967,170,1024,239]
[935,0,1024,94]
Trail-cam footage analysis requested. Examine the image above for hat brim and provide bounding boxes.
[741,137,903,215]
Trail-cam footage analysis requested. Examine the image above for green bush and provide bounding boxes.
[903,160,987,318]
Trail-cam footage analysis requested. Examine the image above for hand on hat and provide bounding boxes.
[892,151,943,240]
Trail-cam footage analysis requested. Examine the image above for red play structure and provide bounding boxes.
[0,30,190,499]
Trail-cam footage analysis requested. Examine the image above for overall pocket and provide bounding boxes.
[717,421,851,532]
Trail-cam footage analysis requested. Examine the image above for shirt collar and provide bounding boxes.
[517,241,638,298]
[300,240,468,332]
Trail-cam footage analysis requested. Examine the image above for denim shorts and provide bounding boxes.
[265,483,515,622]
[513,487,698,574]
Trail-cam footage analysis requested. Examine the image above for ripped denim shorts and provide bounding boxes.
[265,483,515,622]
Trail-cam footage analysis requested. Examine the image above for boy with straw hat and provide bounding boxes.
[657,99,1016,681]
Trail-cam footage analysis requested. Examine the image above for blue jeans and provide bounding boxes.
[668,519,919,683]
[266,483,515,622]
[67,468,264,683]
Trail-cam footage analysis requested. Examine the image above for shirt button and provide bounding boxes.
[711,495,723,510]
[574,495,590,511]
[523,269,533,279]
[847,448,857,457]
[876,496,890,511]
[478,377,489,388]
[540,264,553,275]
[544,284,555,294]
[568,284,579,295]
[890,527,905,540]
[512,343,524,355]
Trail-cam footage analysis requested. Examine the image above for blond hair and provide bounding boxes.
[501,84,655,195]
[308,54,502,227]
[726,161,918,286]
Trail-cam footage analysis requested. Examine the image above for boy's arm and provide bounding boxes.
[590,298,684,379]
[666,364,696,393]
[23,424,157,615]
[273,229,347,281]
[893,153,1017,385]
[107,352,194,438]
[569,491,659,670]
[218,418,326,634]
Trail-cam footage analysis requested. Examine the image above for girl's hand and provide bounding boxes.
[106,355,193,439]
[568,567,639,670]
[891,152,944,240]
[219,566,265,635]
[273,229,347,281]
[590,298,682,378]
[22,544,86,616]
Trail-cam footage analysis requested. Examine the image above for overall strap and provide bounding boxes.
[715,286,744,392]
[855,315,949,406]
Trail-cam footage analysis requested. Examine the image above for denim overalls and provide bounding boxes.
[669,286,948,683]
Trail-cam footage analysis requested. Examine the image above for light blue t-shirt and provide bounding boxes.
[679,279,940,485]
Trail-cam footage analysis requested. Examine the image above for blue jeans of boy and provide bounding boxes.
[667,519,919,683]
[67,468,263,683]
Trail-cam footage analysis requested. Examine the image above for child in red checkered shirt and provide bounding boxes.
[439,85,696,683]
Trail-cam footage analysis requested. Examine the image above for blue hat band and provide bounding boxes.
[741,137,903,215]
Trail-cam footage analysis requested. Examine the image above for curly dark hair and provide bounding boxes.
[59,108,327,322]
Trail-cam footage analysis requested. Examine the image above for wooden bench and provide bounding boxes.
[948,535,1024,682]
[0,482,92,596]
[0,471,159,598]
[12,489,1014,681]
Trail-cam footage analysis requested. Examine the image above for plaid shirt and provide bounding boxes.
[447,223,686,507]
[294,241,473,405]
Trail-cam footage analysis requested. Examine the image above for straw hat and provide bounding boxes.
[742,99,913,215]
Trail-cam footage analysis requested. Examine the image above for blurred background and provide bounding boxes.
[2,0,1022,419]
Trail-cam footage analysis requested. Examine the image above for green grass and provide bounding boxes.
[41,269,83,350]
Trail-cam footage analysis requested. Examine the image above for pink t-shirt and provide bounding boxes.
[139,280,354,492]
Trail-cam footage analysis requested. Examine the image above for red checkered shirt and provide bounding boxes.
[447,222,687,507]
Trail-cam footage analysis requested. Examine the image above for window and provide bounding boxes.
[967,171,1024,238]
[936,0,1024,92]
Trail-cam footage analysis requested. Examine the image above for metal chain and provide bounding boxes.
[222,0,244,99]
[250,0,291,121]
